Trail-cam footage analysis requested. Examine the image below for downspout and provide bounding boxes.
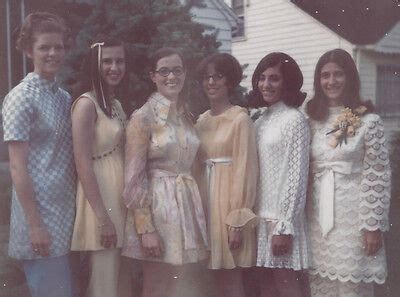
[354,46,361,71]
[21,0,27,76]
[6,0,12,91]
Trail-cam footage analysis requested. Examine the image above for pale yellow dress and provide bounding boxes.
[71,92,127,250]
[194,105,258,269]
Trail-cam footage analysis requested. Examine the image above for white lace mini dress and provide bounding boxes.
[308,106,391,284]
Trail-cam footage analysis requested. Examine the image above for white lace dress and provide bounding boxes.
[255,101,311,270]
[308,106,391,285]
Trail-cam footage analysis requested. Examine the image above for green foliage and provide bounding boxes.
[52,0,220,115]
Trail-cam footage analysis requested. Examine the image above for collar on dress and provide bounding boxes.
[267,101,287,113]
[24,72,60,94]
[149,92,185,126]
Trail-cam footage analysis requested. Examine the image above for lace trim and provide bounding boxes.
[359,117,391,231]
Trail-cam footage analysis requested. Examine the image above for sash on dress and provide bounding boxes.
[149,169,208,250]
[313,161,363,237]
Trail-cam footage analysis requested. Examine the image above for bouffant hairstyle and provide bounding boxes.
[16,12,69,52]
[249,52,306,108]
[306,48,374,121]
[149,47,185,72]
[195,53,243,95]
[89,35,128,117]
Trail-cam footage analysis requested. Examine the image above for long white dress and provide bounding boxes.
[308,106,391,289]
[255,101,310,270]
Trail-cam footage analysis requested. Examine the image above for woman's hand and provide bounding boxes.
[228,228,243,250]
[29,225,51,257]
[141,232,164,258]
[271,234,293,256]
[364,230,383,256]
[99,217,117,249]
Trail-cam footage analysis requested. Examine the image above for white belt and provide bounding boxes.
[313,161,362,237]
[205,158,232,227]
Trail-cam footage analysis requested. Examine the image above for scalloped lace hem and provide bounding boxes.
[309,270,386,284]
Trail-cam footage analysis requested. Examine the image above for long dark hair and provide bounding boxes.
[249,52,306,108]
[90,35,128,117]
[306,48,374,121]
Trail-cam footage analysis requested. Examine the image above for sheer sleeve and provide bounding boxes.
[123,107,155,234]
[359,114,391,232]
[225,113,258,229]
[273,113,310,235]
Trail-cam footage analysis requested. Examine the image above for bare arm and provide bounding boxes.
[71,97,116,248]
[8,141,50,256]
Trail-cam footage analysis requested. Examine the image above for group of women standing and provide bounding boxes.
[2,11,391,297]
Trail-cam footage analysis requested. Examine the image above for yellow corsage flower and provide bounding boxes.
[326,106,366,148]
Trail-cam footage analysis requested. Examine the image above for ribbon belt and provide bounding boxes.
[313,161,362,237]
[149,169,208,250]
[205,158,232,230]
[205,157,232,203]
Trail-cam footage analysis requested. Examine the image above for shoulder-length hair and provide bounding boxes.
[306,48,374,121]
[249,52,306,108]
[89,35,128,117]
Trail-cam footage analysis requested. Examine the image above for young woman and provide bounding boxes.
[306,48,391,297]
[194,53,258,297]
[70,36,127,297]
[251,52,310,297]
[123,47,208,297]
[2,12,75,297]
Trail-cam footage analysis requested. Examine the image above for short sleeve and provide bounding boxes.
[2,90,35,142]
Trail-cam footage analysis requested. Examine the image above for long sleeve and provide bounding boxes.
[273,114,310,235]
[225,114,258,228]
[359,115,391,232]
[123,109,155,234]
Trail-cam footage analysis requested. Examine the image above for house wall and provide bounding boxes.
[357,50,400,103]
[191,0,234,53]
[229,0,355,98]
[375,22,400,54]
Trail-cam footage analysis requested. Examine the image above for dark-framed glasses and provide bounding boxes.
[202,73,225,82]
[155,66,185,77]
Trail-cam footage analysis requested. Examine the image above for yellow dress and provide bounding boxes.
[194,106,258,269]
[71,92,127,251]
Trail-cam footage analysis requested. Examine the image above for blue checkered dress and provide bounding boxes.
[2,72,76,260]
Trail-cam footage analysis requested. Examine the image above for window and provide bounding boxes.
[231,0,245,38]
[376,65,400,117]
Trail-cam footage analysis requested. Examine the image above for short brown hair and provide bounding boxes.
[196,53,243,95]
[16,12,69,52]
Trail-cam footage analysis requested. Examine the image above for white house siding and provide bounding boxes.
[356,50,377,103]
[358,50,400,101]
[191,0,234,53]
[229,0,354,98]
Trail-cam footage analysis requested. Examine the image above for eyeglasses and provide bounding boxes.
[202,73,225,82]
[155,66,185,77]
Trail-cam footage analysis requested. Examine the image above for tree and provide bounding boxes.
[52,0,220,114]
